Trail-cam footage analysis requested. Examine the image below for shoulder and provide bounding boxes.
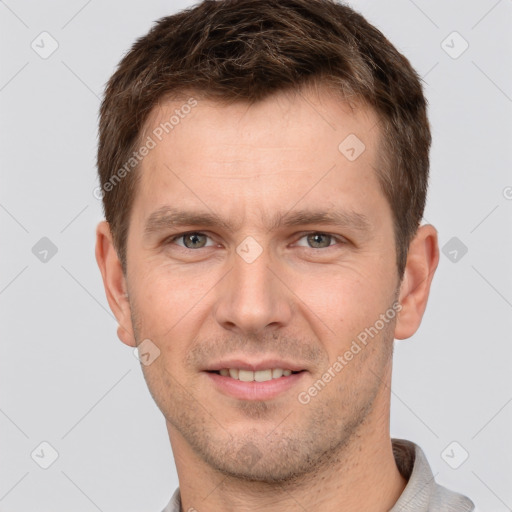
[160,486,181,512]
[391,438,475,512]
[430,483,475,511]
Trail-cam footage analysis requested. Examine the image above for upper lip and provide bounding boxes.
[204,358,307,372]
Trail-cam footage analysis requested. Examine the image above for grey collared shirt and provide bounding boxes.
[161,438,475,511]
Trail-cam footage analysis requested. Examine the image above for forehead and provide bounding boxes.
[142,86,381,158]
[132,86,387,228]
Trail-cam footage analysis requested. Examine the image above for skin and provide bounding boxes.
[96,84,439,512]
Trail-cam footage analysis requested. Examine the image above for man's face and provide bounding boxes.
[122,87,401,481]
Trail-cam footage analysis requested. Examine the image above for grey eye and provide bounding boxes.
[181,232,208,249]
[306,233,333,248]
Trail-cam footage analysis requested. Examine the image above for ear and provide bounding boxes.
[95,221,136,347]
[395,224,440,340]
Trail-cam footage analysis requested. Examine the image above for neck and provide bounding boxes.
[167,386,407,511]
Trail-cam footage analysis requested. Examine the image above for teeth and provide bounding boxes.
[217,368,296,382]
[254,369,272,382]
[238,369,253,382]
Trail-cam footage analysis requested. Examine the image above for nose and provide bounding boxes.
[213,243,293,336]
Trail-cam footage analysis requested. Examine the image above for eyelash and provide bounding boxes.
[166,231,347,250]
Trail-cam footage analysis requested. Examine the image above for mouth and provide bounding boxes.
[203,361,307,401]
[207,368,304,382]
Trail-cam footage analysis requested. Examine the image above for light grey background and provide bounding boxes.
[1,0,511,510]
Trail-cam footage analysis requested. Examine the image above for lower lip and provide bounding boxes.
[204,371,306,401]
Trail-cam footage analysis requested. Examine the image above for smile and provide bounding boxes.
[212,368,297,382]
[205,369,307,401]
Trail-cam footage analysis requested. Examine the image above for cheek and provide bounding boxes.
[132,270,207,397]
[290,265,392,340]
[132,263,215,338]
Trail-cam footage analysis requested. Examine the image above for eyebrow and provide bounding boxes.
[143,206,372,238]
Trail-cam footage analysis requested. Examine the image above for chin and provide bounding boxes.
[196,431,343,486]
[209,453,311,484]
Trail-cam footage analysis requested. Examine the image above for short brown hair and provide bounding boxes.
[97,0,431,278]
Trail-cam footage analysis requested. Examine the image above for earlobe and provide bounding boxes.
[394,224,440,340]
[117,324,135,346]
[95,221,137,347]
